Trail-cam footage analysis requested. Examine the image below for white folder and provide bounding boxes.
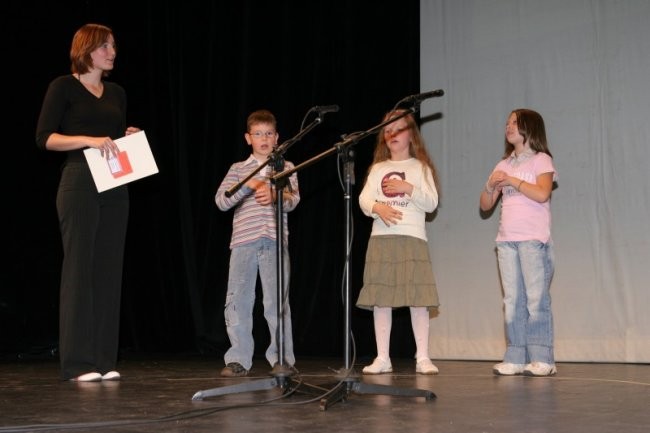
[83,130,158,192]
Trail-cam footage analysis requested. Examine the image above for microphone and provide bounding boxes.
[313,105,340,115]
[403,89,445,103]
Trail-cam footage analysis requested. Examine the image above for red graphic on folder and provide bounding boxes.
[107,151,133,178]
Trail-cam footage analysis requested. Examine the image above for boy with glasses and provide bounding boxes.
[215,109,300,377]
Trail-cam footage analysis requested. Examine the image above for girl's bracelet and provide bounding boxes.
[516,179,525,191]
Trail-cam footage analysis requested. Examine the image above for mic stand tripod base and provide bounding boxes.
[191,366,323,401]
[318,371,437,411]
[191,376,280,401]
[320,368,437,411]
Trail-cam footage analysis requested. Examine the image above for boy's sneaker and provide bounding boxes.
[220,362,249,377]
[492,362,525,376]
[416,358,439,375]
[523,362,557,377]
[362,357,393,374]
[272,362,298,375]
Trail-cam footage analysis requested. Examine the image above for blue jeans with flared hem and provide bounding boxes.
[497,240,555,365]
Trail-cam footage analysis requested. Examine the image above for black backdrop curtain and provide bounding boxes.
[4,1,420,362]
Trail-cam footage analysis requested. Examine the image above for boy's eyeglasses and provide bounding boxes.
[249,131,276,138]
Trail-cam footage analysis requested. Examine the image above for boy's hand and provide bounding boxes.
[253,182,273,206]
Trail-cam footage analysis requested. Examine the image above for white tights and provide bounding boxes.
[372,306,430,361]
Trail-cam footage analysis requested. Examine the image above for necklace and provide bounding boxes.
[508,148,536,167]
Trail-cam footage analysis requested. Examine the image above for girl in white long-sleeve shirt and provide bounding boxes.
[356,109,441,375]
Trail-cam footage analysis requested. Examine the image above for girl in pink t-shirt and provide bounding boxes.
[480,108,558,377]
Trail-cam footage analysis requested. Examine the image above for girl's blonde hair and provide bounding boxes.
[369,109,440,200]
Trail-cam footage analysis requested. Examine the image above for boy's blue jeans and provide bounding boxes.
[223,237,295,370]
[496,240,555,365]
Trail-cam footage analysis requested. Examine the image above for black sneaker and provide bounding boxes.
[220,362,248,377]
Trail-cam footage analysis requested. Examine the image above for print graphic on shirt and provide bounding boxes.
[503,171,530,197]
[382,171,406,198]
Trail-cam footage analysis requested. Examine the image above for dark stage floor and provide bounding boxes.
[1,354,649,433]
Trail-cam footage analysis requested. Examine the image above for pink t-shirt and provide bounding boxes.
[494,151,557,243]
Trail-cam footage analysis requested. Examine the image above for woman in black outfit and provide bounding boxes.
[35,23,140,382]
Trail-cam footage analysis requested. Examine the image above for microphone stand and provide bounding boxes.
[272,104,436,410]
[192,110,327,401]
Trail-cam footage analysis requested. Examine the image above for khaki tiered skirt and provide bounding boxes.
[356,235,439,311]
